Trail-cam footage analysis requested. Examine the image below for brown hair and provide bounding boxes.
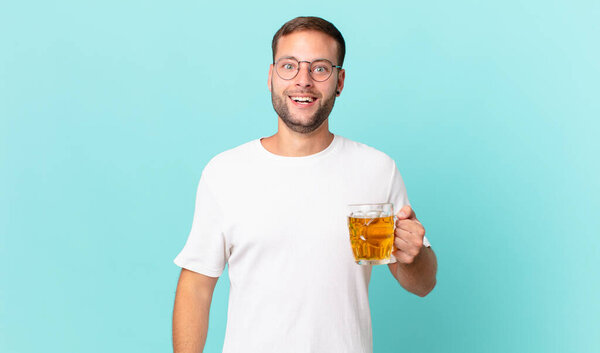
[272,16,346,66]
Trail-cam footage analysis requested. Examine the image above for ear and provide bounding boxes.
[336,68,345,96]
[268,64,273,92]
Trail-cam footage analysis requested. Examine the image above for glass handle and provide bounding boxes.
[389,215,398,263]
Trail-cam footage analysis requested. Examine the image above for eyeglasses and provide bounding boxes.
[274,57,342,82]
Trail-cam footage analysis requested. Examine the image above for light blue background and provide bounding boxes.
[2,1,599,352]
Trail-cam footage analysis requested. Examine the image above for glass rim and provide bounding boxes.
[347,203,394,217]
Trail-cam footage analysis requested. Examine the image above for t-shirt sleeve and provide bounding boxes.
[388,161,431,248]
[173,172,229,277]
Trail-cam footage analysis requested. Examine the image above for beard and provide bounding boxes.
[271,84,337,134]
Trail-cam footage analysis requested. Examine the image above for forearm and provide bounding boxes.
[173,270,216,353]
[388,246,437,297]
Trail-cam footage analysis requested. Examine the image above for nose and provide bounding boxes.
[295,61,313,88]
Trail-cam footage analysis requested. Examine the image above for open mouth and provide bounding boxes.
[289,95,318,106]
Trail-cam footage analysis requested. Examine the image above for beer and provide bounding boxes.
[348,215,395,264]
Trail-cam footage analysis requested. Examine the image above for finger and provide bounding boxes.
[396,219,425,237]
[394,229,423,250]
[394,230,410,248]
[396,205,416,220]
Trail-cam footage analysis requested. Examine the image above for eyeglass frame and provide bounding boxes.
[273,56,343,82]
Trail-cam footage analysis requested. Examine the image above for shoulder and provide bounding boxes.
[202,139,259,178]
[337,135,396,168]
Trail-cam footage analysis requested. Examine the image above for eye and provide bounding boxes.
[279,60,297,71]
[311,61,332,75]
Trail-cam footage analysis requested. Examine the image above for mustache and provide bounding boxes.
[284,90,321,98]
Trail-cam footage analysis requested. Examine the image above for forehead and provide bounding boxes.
[275,30,339,63]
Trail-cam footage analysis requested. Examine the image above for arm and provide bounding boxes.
[387,205,437,297]
[173,268,218,353]
[388,246,437,297]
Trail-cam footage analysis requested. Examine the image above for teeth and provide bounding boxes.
[291,96,314,103]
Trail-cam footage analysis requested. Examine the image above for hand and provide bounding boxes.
[393,205,425,264]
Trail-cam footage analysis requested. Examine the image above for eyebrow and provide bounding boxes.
[277,56,298,61]
[275,56,332,63]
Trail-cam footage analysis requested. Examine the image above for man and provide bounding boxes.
[172,16,437,353]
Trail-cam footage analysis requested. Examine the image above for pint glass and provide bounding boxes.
[347,203,396,265]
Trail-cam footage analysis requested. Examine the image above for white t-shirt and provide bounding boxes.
[174,135,430,353]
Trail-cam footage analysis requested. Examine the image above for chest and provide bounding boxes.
[218,164,391,264]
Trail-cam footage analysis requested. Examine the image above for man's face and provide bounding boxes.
[268,30,345,134]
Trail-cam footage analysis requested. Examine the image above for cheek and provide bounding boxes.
[271,79,287,94]
[322,83,338,97]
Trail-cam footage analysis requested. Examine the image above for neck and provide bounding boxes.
[260,118,334,157]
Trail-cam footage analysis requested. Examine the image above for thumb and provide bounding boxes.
[396,205,415,220]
